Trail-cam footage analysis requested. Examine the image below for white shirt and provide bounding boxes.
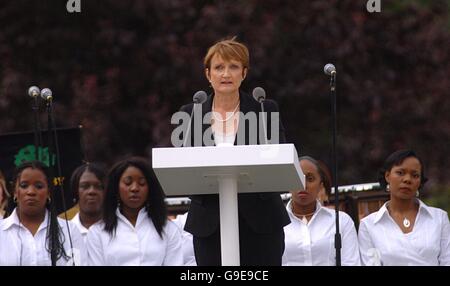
[282,200,361,266]
[71,213,89,245]
[358,200,450,266]
[87,208,183,266]
[0,208,86,266]
[171,213,197,266]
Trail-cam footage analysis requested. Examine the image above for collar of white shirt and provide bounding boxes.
[373,199,435,224]
[71,213,89,234]
[115,207,148,228]
[2,208,49,232]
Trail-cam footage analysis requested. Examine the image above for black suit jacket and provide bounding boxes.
[178,91,290,237]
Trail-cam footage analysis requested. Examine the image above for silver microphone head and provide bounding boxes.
[324,63,336,76]
[28,86,40,98]
[252,87,266,103]
[193,90,207,104]
[41,88,53,101]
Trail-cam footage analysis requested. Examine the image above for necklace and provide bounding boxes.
[212,98,240,122]
[403,217,411,228]
[292,208,315,224]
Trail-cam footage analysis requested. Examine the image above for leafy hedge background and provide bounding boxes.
[1,0,449,211]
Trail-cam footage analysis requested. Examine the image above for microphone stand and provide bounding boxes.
[259,100,268,144]
[329,71,342,266]
[45,98,75,266]
[32,96,43,160]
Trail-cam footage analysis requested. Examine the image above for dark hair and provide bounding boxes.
[103,157,167,238]
[8,161,69,265]
[70,162,107,203]
[378,149,428,190]
[298,156,332,195]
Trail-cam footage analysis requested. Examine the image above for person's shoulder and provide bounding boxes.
[359,210,380,226]
[421,202,449,220]
[179,103,193,113]
[57,217,82,235]
[263,99,280,112]
[337,210,355,224]
[165,219,181,232]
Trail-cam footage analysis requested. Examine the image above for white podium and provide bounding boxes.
[152,144,305,266]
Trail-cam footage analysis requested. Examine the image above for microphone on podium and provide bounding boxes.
[252,87,268,144]
[183,91,207,147]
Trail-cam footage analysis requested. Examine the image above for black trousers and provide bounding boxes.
[193,216,285,266]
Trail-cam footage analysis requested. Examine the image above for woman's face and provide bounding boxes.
[385,156,422,200]
[291,159,324,207]
[78,170,104,216]
[15,168,49,217]
[206,54,246,95]
[119,166,149,211]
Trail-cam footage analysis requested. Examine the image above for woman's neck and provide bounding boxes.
[120,206,142,227]
[292,201,316,217]
[18,209,46,236]
[79,211,102,229]
[389,197,418,214]
[213,92,240,111]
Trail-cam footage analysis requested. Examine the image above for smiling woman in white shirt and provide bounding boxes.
[86,157,183,266]
[0,161,85,266]
[282,156,361,266]
[358,149,450,266]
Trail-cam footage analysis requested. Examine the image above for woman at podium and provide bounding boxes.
[358,150,450,265]
[282,156,360,266]
[178,37,290,265]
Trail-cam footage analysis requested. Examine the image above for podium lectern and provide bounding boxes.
[152,144,305,265]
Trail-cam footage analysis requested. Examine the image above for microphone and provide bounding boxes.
[252,87,268,144]
[28,86,41,98]
[193,90,207,104]
[41,88,53,101]
[324,63,341,266]
[183,90,207,147]
[252,87,266,103]
[324,63,336,76]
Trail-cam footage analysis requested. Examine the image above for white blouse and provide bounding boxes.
[0,208,86,266]
[87,208,183,266]
[283,200,361,266]
[358,200,450,266]
[71,213,89,245]
[171,212,197,266]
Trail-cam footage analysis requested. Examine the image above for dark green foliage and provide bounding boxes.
[1,0,449,197]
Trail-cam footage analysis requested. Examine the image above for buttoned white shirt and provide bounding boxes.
[71,213,89,245]
[87,208,183,266]
[282,200,361,266]
[0,208,86,266]
[171,212,197,266]
[358,200,450,266]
